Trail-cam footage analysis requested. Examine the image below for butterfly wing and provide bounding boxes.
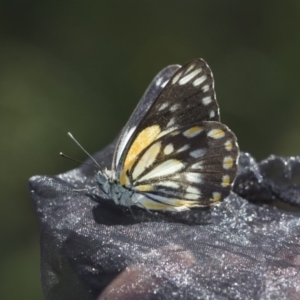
[113,58,239,210]
[112,64,181,169]
[115,58,220,178]
[127,121,238,211]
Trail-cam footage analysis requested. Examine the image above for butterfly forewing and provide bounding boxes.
[115,58,220,178]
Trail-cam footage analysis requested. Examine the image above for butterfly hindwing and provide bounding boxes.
[121,121,238,211]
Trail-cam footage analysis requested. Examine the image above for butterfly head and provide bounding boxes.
[96,168,136,208]
[96,168,116,195]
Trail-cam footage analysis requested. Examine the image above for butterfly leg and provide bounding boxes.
[136,202,153,214]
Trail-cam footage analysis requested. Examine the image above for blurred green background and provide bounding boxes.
[1,1,300,298]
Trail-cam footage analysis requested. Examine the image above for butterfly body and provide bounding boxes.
[96,58,239,211]
[97,170,134,208]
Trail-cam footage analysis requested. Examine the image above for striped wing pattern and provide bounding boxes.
[126,122,238,211]
[115,58,220,178]
[98,58,240,211]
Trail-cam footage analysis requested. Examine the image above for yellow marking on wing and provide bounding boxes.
[120,169,130,186]
[142,202,175,210]
[224,140,233,151]
[170,130,179,136]
[143,199,197,210]
[208,129,225,139]
[120,125,161,185]
[223,156,234,169]
[132,142,161,180]
[210,192,221,202]
[173,200,200,206]
[221,175,230,187]
[183,126,203,138]
[135,185,154,192]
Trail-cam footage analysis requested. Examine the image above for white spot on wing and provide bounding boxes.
[158,102,169,111]
[170,104,179,112]
[164,143,174,155]
[161,80,168,88]
[179,68,202,85]
[185,64,195,74]
[190,161,203,169]
[202,96,212,105]
[202,85,210,92]
[184,193,199,200]
[138,159,184,181]
[186,172,202,183]
[167,118,175,127]
[177,145,189,153]
[132,142,161,180]
[156,77,162,86]
[158,181,180,189]
[186,186,200,194]
[172,72,182,84]
[190,149,206,158]
[209,110,215,118]
[193,75,207,87]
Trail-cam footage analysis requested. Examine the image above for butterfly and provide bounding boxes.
[95,58,239,212]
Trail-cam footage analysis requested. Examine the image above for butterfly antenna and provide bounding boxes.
[59,152,99,169]
[66,132,102,169]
